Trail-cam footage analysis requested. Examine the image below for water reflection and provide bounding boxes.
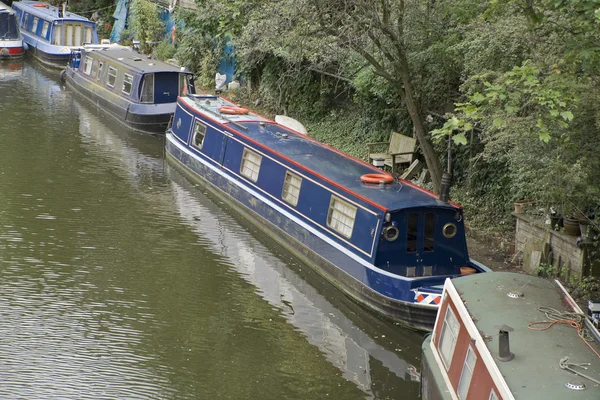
[168,172,422,397]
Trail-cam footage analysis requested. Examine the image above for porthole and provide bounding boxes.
[383,226,399,241]
[442,223,457,239]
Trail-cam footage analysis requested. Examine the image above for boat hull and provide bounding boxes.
[64,68,173,134]
[166,134,439,331]
[420,334,453,400]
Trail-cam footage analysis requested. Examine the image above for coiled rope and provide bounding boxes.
[527,307,600,359]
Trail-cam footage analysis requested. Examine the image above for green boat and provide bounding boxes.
[421,272,600,400]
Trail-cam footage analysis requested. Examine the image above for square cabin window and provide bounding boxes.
[327,196,357,238]
[107,66,117,87]
[122,74,133,95]
[83,57,93,75]
[438,306,459,370]
[41,21,49,39]
[192,120,206,149]
[282,172,302,206]
[31,17,38,34]
[457,346,477,400]
[240,149,262,182]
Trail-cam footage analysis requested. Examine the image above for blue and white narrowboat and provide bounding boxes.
[63,46,196,134]
[12,1,98,67]
[165,94,491,331]
[0,2,24,58]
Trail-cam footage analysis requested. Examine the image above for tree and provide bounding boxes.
[130,0,164,55]
[301,0,444,192]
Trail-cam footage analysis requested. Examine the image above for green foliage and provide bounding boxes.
[154,40,176,62]
[130,0,165,54]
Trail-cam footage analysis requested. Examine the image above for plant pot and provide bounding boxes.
[563,217,581,236]
[460,266,477,275]
[514,199,535,214]
[550,216,563,231]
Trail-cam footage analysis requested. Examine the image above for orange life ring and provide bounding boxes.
[360,173,394,184]
[219,106,249,115]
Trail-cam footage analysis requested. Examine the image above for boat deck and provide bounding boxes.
[183,95,457,213]
[453,272,600,399]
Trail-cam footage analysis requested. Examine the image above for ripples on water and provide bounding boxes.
[0,61,423,399]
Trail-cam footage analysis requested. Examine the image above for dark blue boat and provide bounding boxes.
[0,2,24,59]
[165,94,490,331]
[11,1,98,68]
[63,46,195,134]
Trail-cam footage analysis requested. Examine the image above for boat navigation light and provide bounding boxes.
[385,213,391,222]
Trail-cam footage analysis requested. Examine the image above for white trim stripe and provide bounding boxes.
[442,280,515,400]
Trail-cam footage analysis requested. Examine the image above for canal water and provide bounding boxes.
[0,60,424,399]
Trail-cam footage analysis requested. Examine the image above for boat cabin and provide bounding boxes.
[421,272,600,400]
[12,1,98,66]
[73,47,195,105]
[0,2,24,58]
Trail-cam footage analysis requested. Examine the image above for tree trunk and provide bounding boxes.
[398,64,443,193]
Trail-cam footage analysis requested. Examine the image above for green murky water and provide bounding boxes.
[0,60,423,399]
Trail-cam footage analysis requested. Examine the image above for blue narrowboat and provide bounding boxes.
[63,46,196,134]
[165,94,491,331]
[11,1,98,67]
[0,2,24,58]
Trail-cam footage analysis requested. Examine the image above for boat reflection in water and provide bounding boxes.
[167,169,422,396]
[74,101,422,398]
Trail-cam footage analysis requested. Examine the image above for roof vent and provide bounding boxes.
[494,324,514,362]
[133,57,142,61]
[507,291,524,299]
[565,381,586,390]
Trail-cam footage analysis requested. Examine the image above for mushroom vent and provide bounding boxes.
[507,291,524,299]
[565,381,586,390]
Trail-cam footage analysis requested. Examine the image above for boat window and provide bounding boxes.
[91,59,99,77]
[83,57,93,75]
[96,61,104,81]
[41,21,49,39]
[327,196,357,239]
[191,120,206,149]
[74,25,82,46]
[282,172,302,206]
[438,306,459,370]
[66,24,73,46]
[22,13,29,29]
[489,390,498,400]
[140,74,154,103]
[457,346,477,400]
[53,25,62,45]
[31,16,38,33]
[107,66,117,87]
[407,213,418,252]
[84,26,92,44]
[240,149,262,182]
[122,74,133,95]
[424,212,435,252]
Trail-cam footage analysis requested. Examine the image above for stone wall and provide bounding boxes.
[514,213,599,279]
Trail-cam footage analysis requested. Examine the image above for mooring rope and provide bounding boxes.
[527,307,600,359]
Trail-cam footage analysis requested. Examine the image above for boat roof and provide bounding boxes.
[0,2,16,13]
[182,95,456,212]
[83,48,190,75]
[452,272,600,399]
[12,1,91,22]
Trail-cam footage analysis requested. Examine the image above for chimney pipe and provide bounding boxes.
[495,324,515,362]
[439,132,453,203]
